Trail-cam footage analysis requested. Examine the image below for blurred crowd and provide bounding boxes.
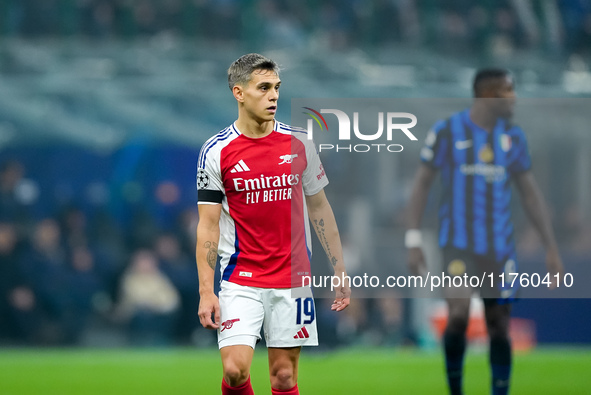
[0,159,205,346]
[1,0,590,57]
[0,157,408,348]
[2,147,590,349]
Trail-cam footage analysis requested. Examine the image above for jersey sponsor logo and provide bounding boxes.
[316,164,326,180]
[278,154,298,165]
[238,271,252,277]
[197,169,210,189]
[230,159,251,173]
[220,318,240,332]
[293,326,310,339]
[455,139,473,150]
[233,173,300,192]
[460,164,506,183]
[234,173,300,204]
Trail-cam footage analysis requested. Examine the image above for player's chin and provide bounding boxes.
[262,111,276,120]
[254,113,274,123]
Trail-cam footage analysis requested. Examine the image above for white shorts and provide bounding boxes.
[217,281,319,349]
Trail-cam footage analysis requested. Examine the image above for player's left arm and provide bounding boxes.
[514,170,564,287]
[306,189,350,311]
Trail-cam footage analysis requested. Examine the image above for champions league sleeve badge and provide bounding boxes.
[197,169,210,189]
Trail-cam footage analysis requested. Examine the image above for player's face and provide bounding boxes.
[239,69,281,123]
[492,76,516,119]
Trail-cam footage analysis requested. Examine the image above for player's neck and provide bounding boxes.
[469,106,497,132]
[235,117,275,139]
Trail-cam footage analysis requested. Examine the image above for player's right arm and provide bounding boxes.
[195,134,227,329]
[406,164,437,276]
[196,203,222,329]
[405,122,448,276]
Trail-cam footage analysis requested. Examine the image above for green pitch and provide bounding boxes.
[1,347,590,394]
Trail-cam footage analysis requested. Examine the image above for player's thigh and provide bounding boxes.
[442,248,473,325]
[268,346,301,378]
[262,287,318,348]
[220,345,255,376]
[445,295,471,323]
[443,285,473,300]
[218,281,265,349]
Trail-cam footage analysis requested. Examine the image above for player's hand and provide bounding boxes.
[408,247,427,277]
[198,292,220,329]
[546,248,564,289]
[331,274,351,312]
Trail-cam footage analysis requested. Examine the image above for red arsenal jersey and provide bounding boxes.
[197,120,328,288]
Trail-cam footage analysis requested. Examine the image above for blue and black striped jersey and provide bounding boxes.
[421,109,531,262]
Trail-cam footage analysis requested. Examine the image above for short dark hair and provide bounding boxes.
[473,68,511,96]
[227,53,279,90]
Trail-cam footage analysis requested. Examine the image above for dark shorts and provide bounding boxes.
[443,247,519,304]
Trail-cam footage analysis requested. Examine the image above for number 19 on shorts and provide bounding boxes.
[295,297,315,325]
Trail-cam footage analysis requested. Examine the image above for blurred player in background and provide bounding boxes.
[196,53,350,395]
[405,69,563,395]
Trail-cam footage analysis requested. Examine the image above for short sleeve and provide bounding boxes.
[507,127,532,174]
[301,137,329,196]
[420,119,450,169]
[196,142,225,204]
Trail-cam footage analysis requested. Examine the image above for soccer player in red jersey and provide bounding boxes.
[196,53,351,395]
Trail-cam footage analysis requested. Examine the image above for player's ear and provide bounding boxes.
[232,84,244,103]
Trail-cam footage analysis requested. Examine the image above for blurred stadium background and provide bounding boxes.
[1,0,591,393]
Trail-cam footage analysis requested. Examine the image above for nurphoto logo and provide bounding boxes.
[302,107,418,153]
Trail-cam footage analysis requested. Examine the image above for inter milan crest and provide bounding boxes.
[478,144,494,163]
[197,169,210,189]
[447,259,466,276]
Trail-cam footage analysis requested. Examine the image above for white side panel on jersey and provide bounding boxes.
[218,198,236,280]
[300,194,313,258]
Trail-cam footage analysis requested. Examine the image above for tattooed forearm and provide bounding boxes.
[204,241,218,270]
[313,218,337,267]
